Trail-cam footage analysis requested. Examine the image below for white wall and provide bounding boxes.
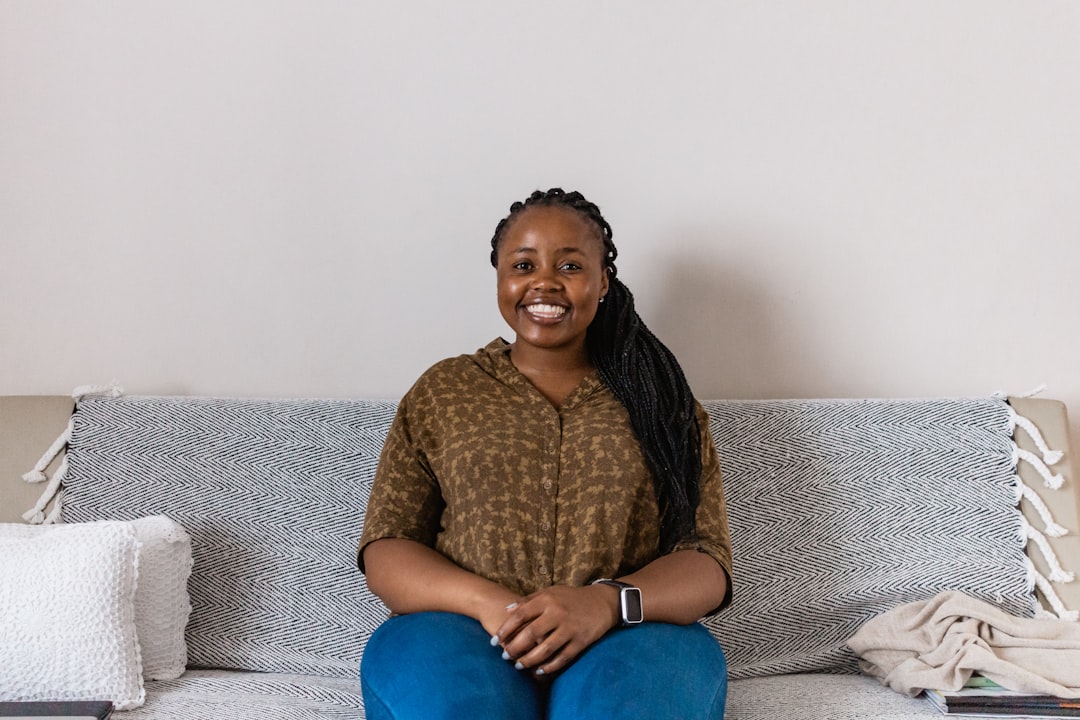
[2,1,1078,447]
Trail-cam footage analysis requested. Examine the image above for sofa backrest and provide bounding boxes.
[4,393,1073,680]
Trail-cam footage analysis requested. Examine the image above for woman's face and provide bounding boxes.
[494,206,610,361]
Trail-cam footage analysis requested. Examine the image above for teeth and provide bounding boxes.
[527,304,566,317]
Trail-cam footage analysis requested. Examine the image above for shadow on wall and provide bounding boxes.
[649,252,824,401]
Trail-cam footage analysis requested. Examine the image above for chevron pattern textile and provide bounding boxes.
[60,394,1034,690]
[62,395,397,679]
[700,397,1033,679]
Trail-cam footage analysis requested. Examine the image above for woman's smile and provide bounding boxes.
[521,302,568,322]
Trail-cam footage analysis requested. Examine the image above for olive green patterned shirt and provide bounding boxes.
[358,338,732,607]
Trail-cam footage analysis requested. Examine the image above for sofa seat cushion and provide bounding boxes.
[117,669,365,719]
[107,669,937,720]
[726,673,940,720]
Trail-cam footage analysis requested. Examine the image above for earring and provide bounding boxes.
[599,296,605,304]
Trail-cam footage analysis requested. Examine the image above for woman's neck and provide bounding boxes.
[508,340,591,375]
[507,341,594,407]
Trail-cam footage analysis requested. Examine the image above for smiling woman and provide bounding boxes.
[357,188,733,720]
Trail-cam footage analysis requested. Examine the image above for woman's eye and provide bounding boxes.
[512,261,533,271]
[561,263,582,272]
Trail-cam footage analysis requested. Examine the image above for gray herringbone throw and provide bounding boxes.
[61,394,1031,690]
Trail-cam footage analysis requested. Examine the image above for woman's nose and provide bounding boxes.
[530,265,563,289]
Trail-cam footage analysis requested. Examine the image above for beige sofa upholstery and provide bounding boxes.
[0,395,73,524]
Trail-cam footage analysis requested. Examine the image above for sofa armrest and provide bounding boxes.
[0,396,74,524]
[1010,397,1079,616]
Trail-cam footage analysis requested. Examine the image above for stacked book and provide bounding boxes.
[926,676,1080,718]
[0,702,113,719]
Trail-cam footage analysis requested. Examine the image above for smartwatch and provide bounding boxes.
[591,579,644,626]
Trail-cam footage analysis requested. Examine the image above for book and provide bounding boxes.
[925,675,1080,718]
[0,701,113,719]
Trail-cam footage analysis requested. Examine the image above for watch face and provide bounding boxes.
[621,587,644,624]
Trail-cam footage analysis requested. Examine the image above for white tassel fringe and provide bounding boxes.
[1015,475,1069,537]
[22,455,67,525]
[1009,406,1064,466]
[21,417,73,483]
[1013,445,1065,490]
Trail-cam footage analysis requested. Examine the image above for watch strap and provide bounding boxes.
[591,578,643,625]
[591,578,635,591]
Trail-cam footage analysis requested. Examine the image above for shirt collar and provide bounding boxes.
[477,338,604,410]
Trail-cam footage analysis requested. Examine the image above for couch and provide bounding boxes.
[1,390,1077,719]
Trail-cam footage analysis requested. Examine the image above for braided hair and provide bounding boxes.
[489,188,702,554]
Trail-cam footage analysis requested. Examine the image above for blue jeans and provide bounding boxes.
[360,612,727,720]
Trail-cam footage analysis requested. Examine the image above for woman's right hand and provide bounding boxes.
[491,584,620,677]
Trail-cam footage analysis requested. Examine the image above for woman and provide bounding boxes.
[358,188,732,719]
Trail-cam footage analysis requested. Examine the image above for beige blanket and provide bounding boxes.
[848,590,1080,698]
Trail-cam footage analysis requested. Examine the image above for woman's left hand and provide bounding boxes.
[492,584,620,676]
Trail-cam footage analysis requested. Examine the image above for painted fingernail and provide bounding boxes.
[506,602,518,610]
[490,635,500,647]
[535,668,545,676]
[502,650,511,661]
[515,661,525,671]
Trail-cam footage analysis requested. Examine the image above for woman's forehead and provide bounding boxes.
[499,205,605,250]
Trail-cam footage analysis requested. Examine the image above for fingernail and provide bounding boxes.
[506,602,518,610]
[535,668,545,676]
[490,635,500,647]
[502,650,511,661]
[515,661,525,671]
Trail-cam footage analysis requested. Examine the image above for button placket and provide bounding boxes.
[536,413,560,586]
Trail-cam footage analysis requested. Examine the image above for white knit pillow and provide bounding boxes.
[125,516,193,680]
[0,522,144,709]
[0,517,193,681]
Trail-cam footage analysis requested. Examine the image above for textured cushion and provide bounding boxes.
[127,516,194,680]
[62,396,396,678]
[120,669,366,720]
[0,522,145,709]
[0,517,193,681]
[726,673,941,719]
[700,398,1033,679]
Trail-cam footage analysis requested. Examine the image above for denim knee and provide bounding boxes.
[360,612,543,720]
[549,622,727,720]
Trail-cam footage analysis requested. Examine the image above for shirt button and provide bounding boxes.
[538,565,549,576]
[543,480,553,491]
[541,520,551,532]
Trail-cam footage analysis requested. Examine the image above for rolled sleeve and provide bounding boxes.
[357,395,445,573]
[673,402,733,613]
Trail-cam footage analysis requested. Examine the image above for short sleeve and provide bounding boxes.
[357,392,445,572]
[673,402,733,612]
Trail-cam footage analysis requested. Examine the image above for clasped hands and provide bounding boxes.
[485,584,622,677]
